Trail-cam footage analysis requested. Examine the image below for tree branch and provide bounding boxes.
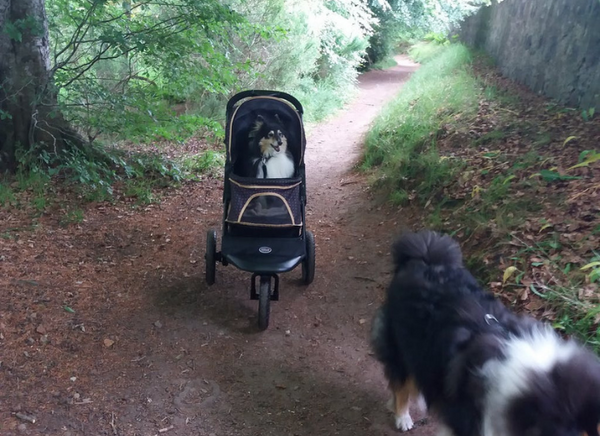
[111,74,158,92]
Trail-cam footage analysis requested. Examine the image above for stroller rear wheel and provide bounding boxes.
[302,230,315,285]
[205,230,217,285]
[258,275,271,330]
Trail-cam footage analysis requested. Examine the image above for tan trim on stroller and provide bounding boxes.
[229,178,302,190]
[235,193,295,225]
[225,221,303,228]
[228,96,305,163]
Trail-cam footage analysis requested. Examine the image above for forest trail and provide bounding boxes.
[0,56,442,436]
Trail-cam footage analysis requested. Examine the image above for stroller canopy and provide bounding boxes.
[226,90,306,174]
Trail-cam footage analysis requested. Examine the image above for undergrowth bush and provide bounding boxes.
[9,142,186,208]
[227,0,372,123]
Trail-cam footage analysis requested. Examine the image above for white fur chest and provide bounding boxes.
[256,153,295,178]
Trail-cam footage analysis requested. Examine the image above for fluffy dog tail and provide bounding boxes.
[392,230,463,271]
[370,306,388,363]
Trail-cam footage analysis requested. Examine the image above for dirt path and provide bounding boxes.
[0,56,439,436]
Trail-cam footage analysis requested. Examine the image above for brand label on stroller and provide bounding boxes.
[259,246,273,254]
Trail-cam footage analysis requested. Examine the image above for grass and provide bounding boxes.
[60,208,85,226]
[1,169,50,212]
[179,150,225,179]
[362,42,479,204]
[0,180,16,206]
[370,57,398,70]
[473,129,508,146]
[483,84,521,106]
[296,79,359,124]
[123,179,158,205]
[408,41,450,63]
[15,169,51,212]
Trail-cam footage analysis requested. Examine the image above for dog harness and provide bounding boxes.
[261,156,271,178]
[484,313,511,338]
[484,314,499,325]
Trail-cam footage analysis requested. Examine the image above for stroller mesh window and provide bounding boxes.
[227,177,302,227]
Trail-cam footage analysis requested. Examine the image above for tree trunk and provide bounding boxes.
[0,0,82,172]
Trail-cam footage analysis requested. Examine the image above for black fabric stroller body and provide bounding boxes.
[205,90,315,330]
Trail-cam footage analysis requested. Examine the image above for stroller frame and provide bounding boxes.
[205,90,315,330]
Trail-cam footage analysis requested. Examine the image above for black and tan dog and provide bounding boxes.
[248,114,294,179]
[371,230,600,436]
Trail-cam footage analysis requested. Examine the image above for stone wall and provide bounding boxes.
[459,0,600,109]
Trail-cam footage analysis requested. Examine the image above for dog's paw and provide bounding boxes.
[395,413,414,432]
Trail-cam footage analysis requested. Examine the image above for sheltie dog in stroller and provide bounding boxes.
[248,114,295,179]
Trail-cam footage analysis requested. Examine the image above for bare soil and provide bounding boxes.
[0,57,439,436]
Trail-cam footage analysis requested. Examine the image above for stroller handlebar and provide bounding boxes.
[227,90,304,116]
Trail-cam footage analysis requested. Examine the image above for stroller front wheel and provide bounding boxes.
[302,230,315,285]
[258,276,271,330]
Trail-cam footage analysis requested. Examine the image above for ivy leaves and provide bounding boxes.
[2,16,43,42]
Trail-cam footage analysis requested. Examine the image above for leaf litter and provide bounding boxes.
[415,56,600,346]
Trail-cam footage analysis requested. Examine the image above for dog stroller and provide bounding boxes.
[205,90,315,330]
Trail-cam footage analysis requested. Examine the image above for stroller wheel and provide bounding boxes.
[258,275,271,330]
[302,230,315,285]
[205,230,217,285]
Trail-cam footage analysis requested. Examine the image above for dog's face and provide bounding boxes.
[259,129,287,155]
[504,349,600,436]
[251,114,288,156]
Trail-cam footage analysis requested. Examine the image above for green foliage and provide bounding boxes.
[2,16,44,42]
[15,168,51,212]
[226,0,373,122]
[473,129,507,146]
[582,253,600,284]
[11,139,186,208]
[180,150,225,179]
[535,169,581,183]
[581,107,596,121]
[47,0,256,141]
[408,40,448,63]
[60,208,85,226]
[123,179,158,205]
[43,0,378,139]
[297,77,359,123]
[423,32,450,44]
[122,153,183,183]
[362,43,478,203]
[0,180,16,207]
[364,0,486,66]
[554,310,600,353]
[370,57,398,70]
[506,238,600,353]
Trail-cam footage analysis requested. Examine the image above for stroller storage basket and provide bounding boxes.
[226,175,303,228]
